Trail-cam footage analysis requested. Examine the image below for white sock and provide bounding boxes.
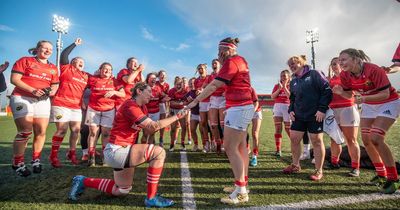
[303,144,310,154]
[235,185,247,194]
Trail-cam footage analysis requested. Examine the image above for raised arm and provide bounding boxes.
[60,38,82,65]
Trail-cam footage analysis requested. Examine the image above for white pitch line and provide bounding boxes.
[225,191,400,210]
[180,151,197,210]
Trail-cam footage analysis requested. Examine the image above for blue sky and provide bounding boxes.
[1,0,399,106]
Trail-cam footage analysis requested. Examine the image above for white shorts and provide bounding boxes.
[332,105,360,127]
[50,106,82,122]
[199,102,210,112]
[159,103,167,114]
[85,107,115,128]
[191,114,200,122]
[273,103,290,122]
[361,99,400,120]
[103,143,131,169]
[253,111,263,120]
[209,96,226,109]
[10,95,51,119]
[170,108,183,115]
[148,112,160,121]
[224,104,255,131]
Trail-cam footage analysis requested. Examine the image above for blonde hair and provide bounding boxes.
[195,63,207,76]
[99,62,113,71]
[327,57,338,79]
[28,40,53,55]
[174,76,183,85]
[287,55,307,66]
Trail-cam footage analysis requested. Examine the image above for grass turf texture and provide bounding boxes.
[0,110,399,209]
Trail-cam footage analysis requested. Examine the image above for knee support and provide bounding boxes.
[146,145,165,163]
[116,185,132,195]
[15,131,32,142]
[361,127,370,135]
[284,122,291,129]
[370,127,386,137]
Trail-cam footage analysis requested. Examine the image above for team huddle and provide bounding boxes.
[7,36,400,207]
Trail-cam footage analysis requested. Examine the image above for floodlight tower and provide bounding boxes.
[52,15,70,70]
[306,28,319,69]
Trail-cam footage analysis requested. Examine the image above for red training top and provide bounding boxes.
[340,63,399,105]
[109,99,148,146]
[194,75,211,102]
[328,75,354,108]
[87,76,123,111]
[271,83,290,104]
[52,64,89,109]
[215,55,253,109]
[145,85,163,114]
[115,68,143,106]
[11,57,59,97]
[168,87,188,109]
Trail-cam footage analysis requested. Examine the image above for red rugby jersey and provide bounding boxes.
[115,68,143,105]
[251,87,261,112]
[156,81,170,94]
[271,84,290,104]
[52,64,89,109]
[168,87,188,109]
[328,75,354,108]
[194,75,211,102]
[393,43,400,62]
[207,72,226,97]
[340,63,399,105]
[87,76,123,111]
[215,55,253,109]
[109,99,148,146]
[145,85,163,113]
[11,57,59,97]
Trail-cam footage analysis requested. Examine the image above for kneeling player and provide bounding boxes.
[69,82,187,207]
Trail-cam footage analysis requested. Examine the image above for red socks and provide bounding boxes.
[351,161,360,170]
[331,156,339,165]
[147,167,163,199]
[274,133,282,151]
[373,162,387,177]
[253,148,259,156]
[13,155,24,166]
[32,151,41,160]
[50,136,63,158]
[386,166,398,181]
[83,177,115,194]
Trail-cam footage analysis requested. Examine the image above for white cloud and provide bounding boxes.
[161,43,190,51]
[168,0,400,92]
[141,27,157,42]
[0,24,15,32]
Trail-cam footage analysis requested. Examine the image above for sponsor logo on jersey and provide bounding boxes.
[56,114,63,120]
[364,80,372,87]
[383,110,392,116]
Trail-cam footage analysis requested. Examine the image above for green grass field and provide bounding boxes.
[0,110,399,209]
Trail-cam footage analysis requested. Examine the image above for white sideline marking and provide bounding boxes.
[225,191,400,209]
[180,151,197,210]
